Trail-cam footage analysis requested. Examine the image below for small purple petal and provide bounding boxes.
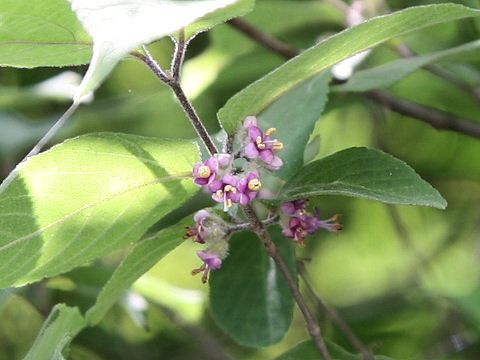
[223,174,238,186]
[194,177,209,186]
[281,202,296,215]
[245,142,259,159]
[193,163,203,177]
[194,209,209,223]
[243,116,258,128]
[269,156,283,170]
[208,180,223,193]
[205,157,219,172]
[248,126,263,141]
[260,149,274,163]
[217,153,231,168]
[197,251,222,270]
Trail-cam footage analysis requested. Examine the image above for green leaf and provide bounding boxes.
[85,218,189,325]
[258,71,331,180]
[23,304,86,360]
[277,147,447,209]
[0,0,92,68]
[68,0,242,101]
[209,226,295,347]
[0,133,199,288]
[275,339,394,360]
[334,39,480,92]
[183,0,255,40]
[218,3,480,134]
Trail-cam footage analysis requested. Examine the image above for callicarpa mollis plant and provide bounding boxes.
[186,115,342,283]
[9,0,480,359]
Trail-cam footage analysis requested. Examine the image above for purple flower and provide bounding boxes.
[216,153,232,168]
[243,116,283,170]
[208,174,240,211]
[282,217,312,246]
[193,158,218,185]
[281,199,308,215]
[183,209,210,244]
[191,251,223,283]
[282,207,343,246]
[243,115,258,128]
[237,172,262,205]
[310,208,343,235]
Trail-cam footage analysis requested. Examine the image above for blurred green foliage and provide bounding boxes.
[1,0,480,359]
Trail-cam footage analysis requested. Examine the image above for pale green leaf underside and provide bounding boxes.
[334,39,480,92]
[277,147,447,209]
[0,0,92,68]
[218,4,480,134]
[69,0,241,101]
[0,133,199,289]
[85,218,189,325]
[23,304,86,360]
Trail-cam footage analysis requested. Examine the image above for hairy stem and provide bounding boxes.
[135,49,219,155]
[226,215,279,234]
[243,206,332,360]
[172,30,186,81]
[297,261,374,360]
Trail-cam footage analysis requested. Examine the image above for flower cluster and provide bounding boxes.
[281,199,343,246]
[188,116,286,281]
[192,116,284,212]
[185,209,229,283]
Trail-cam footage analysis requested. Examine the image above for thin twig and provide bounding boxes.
[368,90,480,138]
[395,43,480,103]
[227,17,480,140]
[138,47,170,84]
[226,215,279,234]
[172,30,187,81]
[135,48,219,155]
[296,261,374,360]
[227,18,299,59]
[22,102,79,162]
[243,206,332,360]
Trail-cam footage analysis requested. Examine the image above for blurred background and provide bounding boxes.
[1,0,480,359]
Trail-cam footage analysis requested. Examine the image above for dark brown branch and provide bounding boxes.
[368,90,480,138]
[296,261,374,360]
[243,206,332,360]
[227,17,480,140]
[227,18,299,59]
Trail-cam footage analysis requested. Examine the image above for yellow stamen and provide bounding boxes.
[248,178,262,192]
[265,127,276,136]
[198,165,211,178]
[257,143,266,150]
[226,198,233,208]
[256,136,263,145]
[215,190,223,198]
[273,142,284,150]
[224,185,233,192]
